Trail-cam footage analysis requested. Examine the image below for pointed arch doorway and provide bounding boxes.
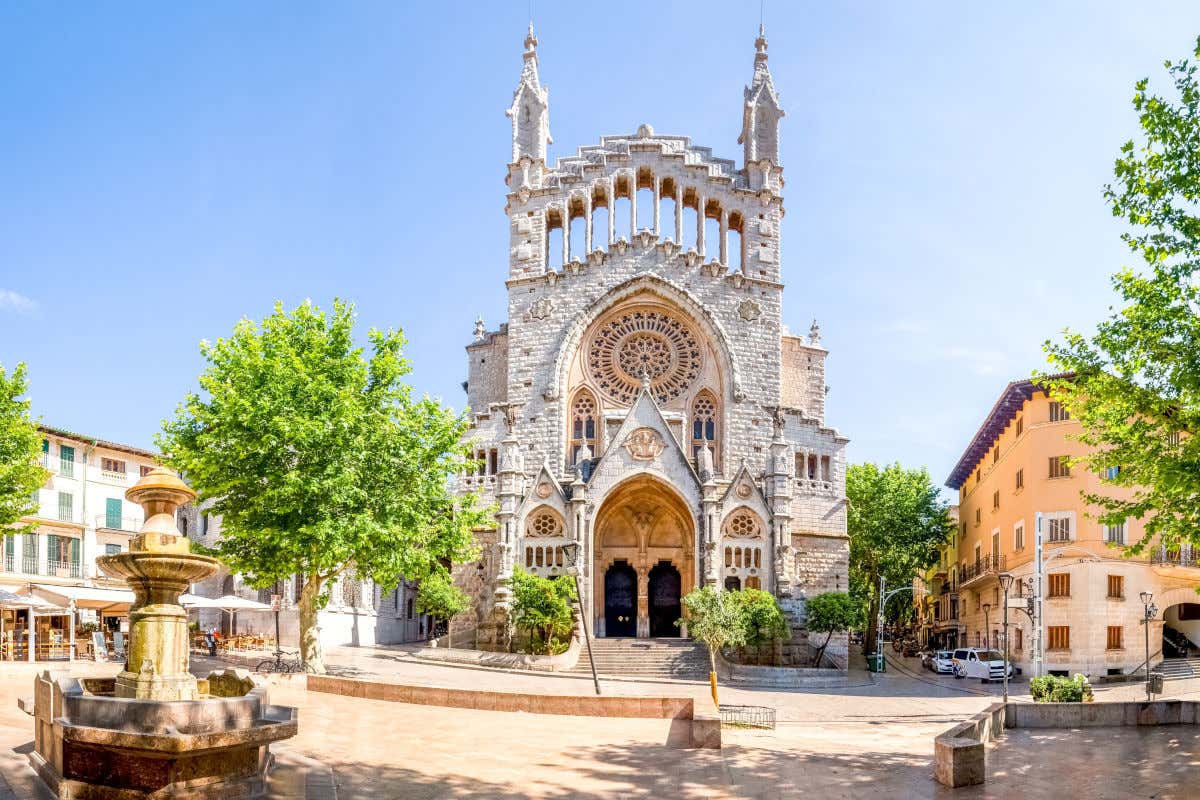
[593,475,695,638]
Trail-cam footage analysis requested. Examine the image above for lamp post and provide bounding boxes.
[1140,590,1158,702]
[998,573,1014,705]
[982,603,991,650]
[561,541,600,696]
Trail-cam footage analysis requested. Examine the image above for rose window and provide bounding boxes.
[527,510,563,538]
[586,308,702,405]
[725,510,763,538]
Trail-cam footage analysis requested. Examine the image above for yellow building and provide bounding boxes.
[943,377,1200,679]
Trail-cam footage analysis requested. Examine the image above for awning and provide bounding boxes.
[30,584,133,613]
[0,588,68,613]
[184,594,272,612]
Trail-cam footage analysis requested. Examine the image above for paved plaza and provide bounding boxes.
[3,647,1199,799]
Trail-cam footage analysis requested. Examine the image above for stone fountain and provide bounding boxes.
[24,467,298,799]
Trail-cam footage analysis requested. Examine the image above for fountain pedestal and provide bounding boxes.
[23,468,299,799]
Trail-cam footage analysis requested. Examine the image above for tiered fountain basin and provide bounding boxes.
[29,669,297,799]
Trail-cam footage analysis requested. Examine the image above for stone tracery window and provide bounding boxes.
[585,307,702,406]
[691,390,719,468]
[724,509,764,539]
[569,389,598,465]
[526,508,564,538]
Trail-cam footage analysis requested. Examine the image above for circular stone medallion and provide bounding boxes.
[586,308,702,405]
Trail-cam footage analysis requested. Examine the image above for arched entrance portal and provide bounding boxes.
[604,562,637,637]
[593,475,695,638]
[648,561,682,637]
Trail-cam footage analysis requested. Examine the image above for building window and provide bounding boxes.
[1104,465,1121,480]
[991,530,1000,556]
[1107,575,1124,599]
[993,447,999,464]
[59,444,75,478]
[1014,522,1025,550]
[1048,573,1070,598]
[1014,627,1023,651]
[1016,416,1023,437]
[57,492,73,522]
[1047,516,1072,542]
[569,389,599,465]
[1048,625,1070,650]
[1049,456,1071,479]
[1015,469,1024,491]
[992,490,999,510]
[691,390,719,467]
[104,543,121,556]
[101,457,125,474]
[1106,521,1126,545]
[105,498,122,529]
[139,465,153,477]
[974,508,981,527]
[1049,401,1070,422]
[526,509,564,538]
[1106,626,1123,650]
[406,597,415,619]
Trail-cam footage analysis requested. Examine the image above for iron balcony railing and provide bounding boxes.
[21,556,37,574]
[94,515,141,532]
[46,560,82,579]
[960,553,1007,586]
[1151,548,1199,569]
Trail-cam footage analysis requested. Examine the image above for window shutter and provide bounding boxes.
[106,498,122,529]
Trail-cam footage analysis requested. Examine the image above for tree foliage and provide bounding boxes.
[1044,38,1200,553]
[416,570,471,624]
[847,463,954,652]
[730,588,789,665]
[804,591,857,668]
[508,566,575,655]
[158,300,487,672]
[679,585,747,703]
[0,363,46,532]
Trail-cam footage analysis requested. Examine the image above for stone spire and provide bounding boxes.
[739,24,785,167]
[506,23,552,164]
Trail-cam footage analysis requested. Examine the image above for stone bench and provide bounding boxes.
[934,703,1005,788]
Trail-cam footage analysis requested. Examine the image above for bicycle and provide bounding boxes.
[254,649,318,675]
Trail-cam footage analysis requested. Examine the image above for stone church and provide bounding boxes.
[457,26,849,666]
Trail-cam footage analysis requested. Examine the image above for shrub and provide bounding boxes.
[1030,673,1093,703]
[804,591,857,667]
[509,567,576,655]
[731,589,790,664]
[416,570,471,624]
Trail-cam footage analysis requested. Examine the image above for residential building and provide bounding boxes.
[914,506,962,650]
[943,377,1200,678]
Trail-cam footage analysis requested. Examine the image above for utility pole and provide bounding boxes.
[1032,512,1044,678]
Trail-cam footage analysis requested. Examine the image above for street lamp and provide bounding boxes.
[982,603,991,650]
[1140,590,1158,702]
[561,541,600,696]
[998,573,1014,705]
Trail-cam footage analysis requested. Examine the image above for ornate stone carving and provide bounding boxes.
[725,509,764,538]
[736,483,752,499]
[529,298,554,320]
[703,261,725,277]
[587,249,606,267]
[614,237,629,255]
[683,248,702,268]
[738,299,761,321]
[473,317,486,342]
[635,229,655,249]
[536,481,553,498]
[623,427,666,461]
[526,509,562,537]
[585,307,702,406]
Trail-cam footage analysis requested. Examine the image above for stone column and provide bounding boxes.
[636,565,649,638]
[560,203,570,267]
[607,182,615,246]
[584,194,593,254]
[653,178,661,236]
[697,195,706,256]
[629,174,637,235]
[674,185,683,243]
[719,210,728,265]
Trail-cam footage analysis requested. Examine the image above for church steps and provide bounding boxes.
[571,638,711,679]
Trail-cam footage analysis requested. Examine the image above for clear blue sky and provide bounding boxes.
[1,2,1197,493]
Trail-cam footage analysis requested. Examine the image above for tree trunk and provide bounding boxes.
[864,581,880,656]
[813,630,833,668]
[708,646,719,707]
[298,573,325,674]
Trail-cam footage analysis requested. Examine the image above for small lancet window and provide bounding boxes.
[691,390,719,468]
[569,389,599,465]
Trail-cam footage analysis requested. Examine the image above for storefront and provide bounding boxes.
[0,588,70,661]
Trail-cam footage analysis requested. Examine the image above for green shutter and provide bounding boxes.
[47,534,58,565]
[57,492,73,522]
[105,498,122,529]
[60,445,75,478]
[69,537,80,566]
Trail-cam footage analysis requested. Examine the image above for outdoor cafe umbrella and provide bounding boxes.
[181,594,272,636]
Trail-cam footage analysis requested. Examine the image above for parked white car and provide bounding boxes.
[930,650,955,675]
[951,648,1013,681]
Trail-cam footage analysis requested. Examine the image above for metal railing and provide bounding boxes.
[99,469,128,483]
[960,553,1006,585]
[45,560,82,579]
[1151,549,1199,569]
[94,515,140,532]
[21,556,37,574]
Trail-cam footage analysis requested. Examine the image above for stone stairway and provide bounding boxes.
[571,638,711,679]
[1156,657,1200,681]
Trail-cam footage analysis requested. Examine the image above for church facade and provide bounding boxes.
[457,27,849,666]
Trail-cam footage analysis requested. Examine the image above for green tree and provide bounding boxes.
[1044,37,1200,555]
[678,585,748,705]
[508,566,575,654]
[847,463,953,653]
[416,570,471,629]
[159,300,487,672]
[804,591,857,668]
[730,588,789,665]
[0,363,46,532]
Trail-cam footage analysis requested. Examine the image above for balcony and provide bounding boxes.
[795,478,837,496]
[458,474,498,492]
[959,553,1006,588]
[95,515,140,532]
[99,469,128,484]
[1151,547,1200,576]
[45,559,82,579]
